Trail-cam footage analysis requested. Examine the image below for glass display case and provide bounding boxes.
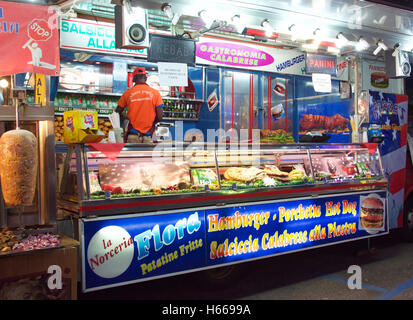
[55,143,387,217]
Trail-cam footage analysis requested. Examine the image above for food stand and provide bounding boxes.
[49,0,410,293]
[54,141,388,292]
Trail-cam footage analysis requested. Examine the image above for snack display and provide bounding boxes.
[97,118,114,138]
[82,146,383,200]
[0,129,38,207]
[55,116,64,142]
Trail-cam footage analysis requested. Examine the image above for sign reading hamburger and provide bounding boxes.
[360,194,385,231]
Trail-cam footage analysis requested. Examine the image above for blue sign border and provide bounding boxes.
[81,190,388,292]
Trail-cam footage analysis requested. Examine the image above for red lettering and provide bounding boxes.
[89,255,99,270]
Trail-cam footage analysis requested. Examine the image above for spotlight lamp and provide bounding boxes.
[198,10,214,29]
[373,40,388,55]
[356,36,369,51]
[161,3,173,19]
[289,24,297,41]
[231,14,243,33]
[261,19,273,37]
[336,32,348,48]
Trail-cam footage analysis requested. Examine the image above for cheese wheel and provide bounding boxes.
[0,129,38,207]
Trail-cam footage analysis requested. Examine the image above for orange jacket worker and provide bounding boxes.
[116,67,164,143]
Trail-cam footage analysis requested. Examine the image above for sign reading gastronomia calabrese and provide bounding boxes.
[82,191,387,292]
[0,1,59,76]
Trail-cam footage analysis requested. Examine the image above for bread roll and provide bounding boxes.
[0,129,38,207]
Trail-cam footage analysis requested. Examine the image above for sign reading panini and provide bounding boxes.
[196,42,274,67]
[306,53,337,76]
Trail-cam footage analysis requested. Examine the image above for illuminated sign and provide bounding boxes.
[82,191,387,292]
[306,53,337,76]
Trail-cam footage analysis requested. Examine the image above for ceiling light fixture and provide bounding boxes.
[199,10,215,29]
[356,36,369,51]
[373,40,388,55]
[231,14,243,33]
[261,19,273,38]
[289,24,298,41]
[312,28,322,46]
[161,3,173,19]
[313,28,321,38]
[336,32,348,48]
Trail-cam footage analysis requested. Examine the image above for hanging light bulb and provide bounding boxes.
[261,19,273,38]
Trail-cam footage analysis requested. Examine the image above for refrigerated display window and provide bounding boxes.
[310,147,382,183]
[57,144,385,203]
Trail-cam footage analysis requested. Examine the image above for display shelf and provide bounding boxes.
[57,89,123,97]
[54,105,114,115]
[163,96,204,102]
[163,117,198,121]
[54,143,388,217]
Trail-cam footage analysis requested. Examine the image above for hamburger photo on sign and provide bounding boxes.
[359,194,385,232]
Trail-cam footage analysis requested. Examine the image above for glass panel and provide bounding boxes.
[310,147,383,183]
[56,144,385,201]
[261,75,294,142]
[216,148,313,189]
[84,148,218,199]
[222,71,251,139]
[252,73,259,130]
